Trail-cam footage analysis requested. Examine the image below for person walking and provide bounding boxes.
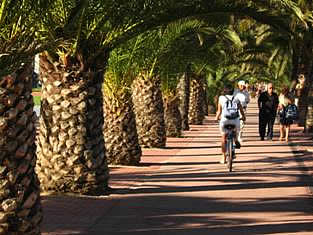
[258,83,279,140]
[234,80,250,142]
[278,87,291,141]
[279,92,298,142]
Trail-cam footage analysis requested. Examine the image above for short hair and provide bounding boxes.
[223,83,234,95]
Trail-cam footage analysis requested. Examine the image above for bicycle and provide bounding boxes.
[224,124,236,172]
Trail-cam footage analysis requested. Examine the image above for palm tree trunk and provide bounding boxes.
[298,85,313,129]
[103,92,141,165]
[177,73,190,130]
[163,94,182,137]
[297,63,313,128]
[203,78,209,116]
[0,65,42,234]
[36,54,109,195]
[132,73,166,148]
[290,44,301,90]
[188,74,205,125]
[305,87,313,133]
[296,41,313,127]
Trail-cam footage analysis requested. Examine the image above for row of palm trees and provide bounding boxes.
[1,0,312,234]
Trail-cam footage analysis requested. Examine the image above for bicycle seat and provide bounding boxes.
[224,124,236,130]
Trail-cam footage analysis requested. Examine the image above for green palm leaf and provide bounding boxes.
[0,0,46,76]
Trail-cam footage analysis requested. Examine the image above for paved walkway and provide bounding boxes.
[41,99,313,235]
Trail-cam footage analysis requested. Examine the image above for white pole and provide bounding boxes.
[34,54,40,75]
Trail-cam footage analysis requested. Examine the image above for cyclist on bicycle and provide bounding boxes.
[215,83,246,164]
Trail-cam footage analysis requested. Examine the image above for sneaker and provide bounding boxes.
[260,137,264,141]
[235,141,241,149]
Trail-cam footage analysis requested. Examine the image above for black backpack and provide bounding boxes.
[285,104,298,120]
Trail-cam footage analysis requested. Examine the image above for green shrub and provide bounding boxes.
[33,96,41,106]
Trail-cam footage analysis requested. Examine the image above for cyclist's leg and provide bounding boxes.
[234,119,241,148]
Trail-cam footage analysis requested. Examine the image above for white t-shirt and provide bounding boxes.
[218,95,240,121]
[233,89,250,108]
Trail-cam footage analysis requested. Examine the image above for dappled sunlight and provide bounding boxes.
[42,99,313,235]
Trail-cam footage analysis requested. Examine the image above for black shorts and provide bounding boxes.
[280,117,293,125]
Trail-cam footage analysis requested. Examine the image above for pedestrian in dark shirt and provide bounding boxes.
[258,83,279,140]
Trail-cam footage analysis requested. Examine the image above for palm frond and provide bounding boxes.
[0,0,48,76]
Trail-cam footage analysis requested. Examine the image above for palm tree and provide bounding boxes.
[36,0,207,192]
[286,1,313,127]
[233,15,313,130]
[36,51,109,195]
[156,19,241,131]
[34,0,307,194]
[132,71,167,148]
[162,74,183,137]
[0,0,306,232]
[157,20,206,136]
[203,78,209,116]
[188,71,206,125]
[105,18,203,160]
[306,87,313,132]
[177,72,191,130]
[103,48,141,165]
[292,29,313,128]
[158,19,224,136]
[188,23,244,124]
[131,19,207,141]
[0,0,44,233]
[229,5,312,128]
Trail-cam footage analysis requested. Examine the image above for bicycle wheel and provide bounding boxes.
[227,138,233,172]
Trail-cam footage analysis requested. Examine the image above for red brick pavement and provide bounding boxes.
[41,99,313,235]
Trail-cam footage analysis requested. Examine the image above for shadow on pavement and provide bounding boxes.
[41,193,313,235]
[41,99,313,235]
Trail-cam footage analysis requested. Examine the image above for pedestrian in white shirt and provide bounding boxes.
[233,80,250,142]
